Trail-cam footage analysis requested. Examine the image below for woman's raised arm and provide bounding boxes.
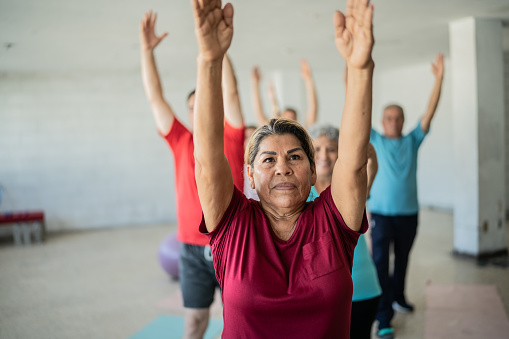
[331,0,374,231]
[191,0,235,231]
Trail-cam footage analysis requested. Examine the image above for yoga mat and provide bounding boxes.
[128,315,223,339]
[425,283,509,339]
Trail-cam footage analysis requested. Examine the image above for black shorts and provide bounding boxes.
[179,243,220,308]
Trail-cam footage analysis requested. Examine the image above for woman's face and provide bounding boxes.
[247,133,316,210]
[313,135,338,180]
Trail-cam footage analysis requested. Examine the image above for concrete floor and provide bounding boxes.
[0,208,508,339]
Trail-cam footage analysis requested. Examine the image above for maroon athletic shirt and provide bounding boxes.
[200,186,368,338]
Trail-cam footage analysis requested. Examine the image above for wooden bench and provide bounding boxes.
[0,211,46,245]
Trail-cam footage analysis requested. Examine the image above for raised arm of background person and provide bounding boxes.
[366,143,378,198]
[192,0,234,232]
[140,11,176,135]
[251,66,271,126]
[421,53,444,133]
[301,59,318,128]
[268,81,281,118]
[331,0,374,232]
[222,54,244,128]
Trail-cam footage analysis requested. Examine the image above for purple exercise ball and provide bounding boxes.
[158,233,180,279]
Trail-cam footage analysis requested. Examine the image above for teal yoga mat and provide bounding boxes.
[129,315,223,339]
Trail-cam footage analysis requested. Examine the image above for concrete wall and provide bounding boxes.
[0,69,197,231]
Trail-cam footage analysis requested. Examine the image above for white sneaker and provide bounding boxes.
[392,301,414,313]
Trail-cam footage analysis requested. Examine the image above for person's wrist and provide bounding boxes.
[197,54,223,66]
[141,46,155,53]
[346,59,374,71]
[346,60,375,78]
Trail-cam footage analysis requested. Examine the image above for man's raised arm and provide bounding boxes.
[421,53,444,133]
[140,10,175,135]
[251,66,271,126]
[222,54,244,128]
[301,59,318,128]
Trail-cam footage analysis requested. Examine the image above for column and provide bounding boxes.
[449,17,506,257]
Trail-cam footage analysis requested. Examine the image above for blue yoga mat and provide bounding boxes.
[128,315,223,339]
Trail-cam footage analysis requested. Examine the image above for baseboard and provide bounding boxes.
[452,248,508,261]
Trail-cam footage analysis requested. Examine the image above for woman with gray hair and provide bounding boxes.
[309,123,382,339]
[191,0,374,337]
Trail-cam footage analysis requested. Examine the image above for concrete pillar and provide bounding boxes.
[450,18,506,257]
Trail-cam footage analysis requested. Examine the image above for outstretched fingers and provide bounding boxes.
[191,0,204,26]
[334,10,351,57]
[345,0,355,21]
[151,12,157,27]
[350,0,371,32]
[223,2,233,28]
[333,10,346,39]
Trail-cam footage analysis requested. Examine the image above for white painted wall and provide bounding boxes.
[0,69,197,231]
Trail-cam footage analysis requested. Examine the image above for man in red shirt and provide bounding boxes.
[139,11,244,339]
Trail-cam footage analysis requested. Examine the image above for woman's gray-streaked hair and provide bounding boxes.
[308,124,340,143]
[245,118,315,170]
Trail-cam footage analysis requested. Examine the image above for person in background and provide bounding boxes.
[308,124,381,339]
[369,53,444,339]
[139,11,244,339]
[251,59,318,128]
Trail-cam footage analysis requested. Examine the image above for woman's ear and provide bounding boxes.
[247,165,256,189]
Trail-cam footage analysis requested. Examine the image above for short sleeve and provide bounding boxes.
[310,187,368,270]
[162,118,191,150]
[199,187,249,286]
[409,121,428,148]
[316,187,368,237]
[370,128,380,144]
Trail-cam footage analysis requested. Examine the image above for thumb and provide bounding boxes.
[333,11,346,37]
[223,3,234,28]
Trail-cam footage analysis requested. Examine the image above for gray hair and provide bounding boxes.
[383,103,405,116]
[308,124,339,143]
[245,118,315,170]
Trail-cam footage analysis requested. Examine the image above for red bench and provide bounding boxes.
[0,211,46,245]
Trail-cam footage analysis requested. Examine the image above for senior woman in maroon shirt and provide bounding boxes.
[191,0,375,337]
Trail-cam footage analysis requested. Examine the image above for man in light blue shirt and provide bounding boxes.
[369,54,444,339]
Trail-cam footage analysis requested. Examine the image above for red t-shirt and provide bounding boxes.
[164,118,244,246]
[200,186,368,338]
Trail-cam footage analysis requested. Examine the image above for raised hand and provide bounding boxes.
[191,0,234,62]
[252,66,261,83]
[268,81,276,102]
[140,10,168,51]
[334,0,374,70]
[431,53,444,79]
[300,59,312,79]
